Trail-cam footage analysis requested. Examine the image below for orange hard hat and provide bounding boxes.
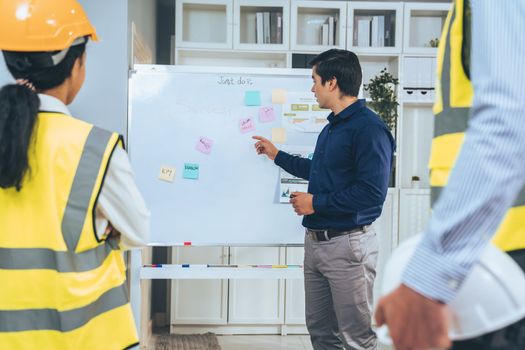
[0,0,99,52]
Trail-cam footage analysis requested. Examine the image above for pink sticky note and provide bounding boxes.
[259,106,276,123]
[196,137,214,154]
[239,118,256,134]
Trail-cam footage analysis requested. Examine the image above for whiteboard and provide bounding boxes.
[128,65,320,245]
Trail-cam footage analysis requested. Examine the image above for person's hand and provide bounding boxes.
[105,223,121,240]
[253,136,279,160]
[375,284,451,350]
[290,192,314,216]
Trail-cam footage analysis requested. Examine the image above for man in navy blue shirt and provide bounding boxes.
[253,49,394,350]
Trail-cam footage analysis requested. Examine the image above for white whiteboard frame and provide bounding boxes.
[127,64,317,246]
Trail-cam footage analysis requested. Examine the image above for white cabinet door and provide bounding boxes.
[372,189,398,302]
[399,189,431,243]
[170,246,229,324]
[285,247,305,325]
[399,105,435,188]
[228,247,285,324]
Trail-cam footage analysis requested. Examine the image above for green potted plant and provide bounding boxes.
[364,68,399,135]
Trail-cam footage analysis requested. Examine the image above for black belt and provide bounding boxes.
[306,226,369,242]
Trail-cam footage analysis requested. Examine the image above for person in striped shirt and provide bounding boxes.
[375,1,525,349]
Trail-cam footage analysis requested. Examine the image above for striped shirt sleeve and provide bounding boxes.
[402,0,525,303]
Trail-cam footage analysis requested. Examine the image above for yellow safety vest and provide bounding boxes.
[431,0,525,252]
[0,112,139,349]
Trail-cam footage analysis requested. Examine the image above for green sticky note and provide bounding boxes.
[183,163,199,180]
[244,91,261,106]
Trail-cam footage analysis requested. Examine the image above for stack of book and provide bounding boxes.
[320,16,337,46]
[256,11,283,44]
[355,14,395,47]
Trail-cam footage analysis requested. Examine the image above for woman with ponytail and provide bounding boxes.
[0,1,149,349]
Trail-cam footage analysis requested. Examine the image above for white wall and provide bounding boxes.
[74,0,130,135]
[0,0,130,136]
[129,0,157,64]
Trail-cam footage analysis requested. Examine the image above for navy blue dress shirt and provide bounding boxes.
[274,99,395,230]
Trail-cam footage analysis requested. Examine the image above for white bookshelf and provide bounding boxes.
[290,1,347,51]
[167,0,448,334]
[347,1,403,54]
[403,2,450,54]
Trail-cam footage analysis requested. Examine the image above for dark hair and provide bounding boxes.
[0,42,87,191]
[309,49,362,97]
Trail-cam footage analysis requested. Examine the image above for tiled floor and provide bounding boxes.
[149,334,393,349]
[218,335,313,350]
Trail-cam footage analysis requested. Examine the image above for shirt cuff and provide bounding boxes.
[312,193,328,214]
[274,150,288,167]
[401,238,471,303]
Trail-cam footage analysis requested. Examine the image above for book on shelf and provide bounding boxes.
[357,18,371,47]
[263,12,270,44]
[321,23,329,45]
[328,16,334,45]
[384,12,395,47]
[255,11,283,45]
[245,12,257,44]
[371,16,379,47]
[356,15,386,47]
[276,12,282,44]
[377,16,385,47]
[256,12,264,44]
[320,16,336,46]
[270,12,277,44]
[370,16,385,47]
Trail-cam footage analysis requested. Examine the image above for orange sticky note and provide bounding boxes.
[272,128,287,144]
[272,89,287,104]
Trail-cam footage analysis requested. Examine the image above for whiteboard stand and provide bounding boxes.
[127,65,315,342]
[129,248,304,342]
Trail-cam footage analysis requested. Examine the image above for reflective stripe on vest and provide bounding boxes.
[0,113,138,349]
[431,0,525,252]
[62,126,115,252]
[0,283,128,332]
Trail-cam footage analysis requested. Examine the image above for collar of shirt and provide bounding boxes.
[327,99,366,125]
[38,94,72,116]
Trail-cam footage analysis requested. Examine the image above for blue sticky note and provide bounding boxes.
[244,91,261,106]
[183,163,199,180]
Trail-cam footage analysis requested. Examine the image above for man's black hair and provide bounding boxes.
[309,49,362,97]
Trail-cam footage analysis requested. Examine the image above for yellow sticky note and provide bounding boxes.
[159,165,176,182]
[272,128,287,144]
[272,89,287,104]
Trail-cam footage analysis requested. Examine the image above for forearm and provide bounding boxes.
[313,180,386,215]
[274,150,311,180]
[97,147,151,250]
[403,0,525,303]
